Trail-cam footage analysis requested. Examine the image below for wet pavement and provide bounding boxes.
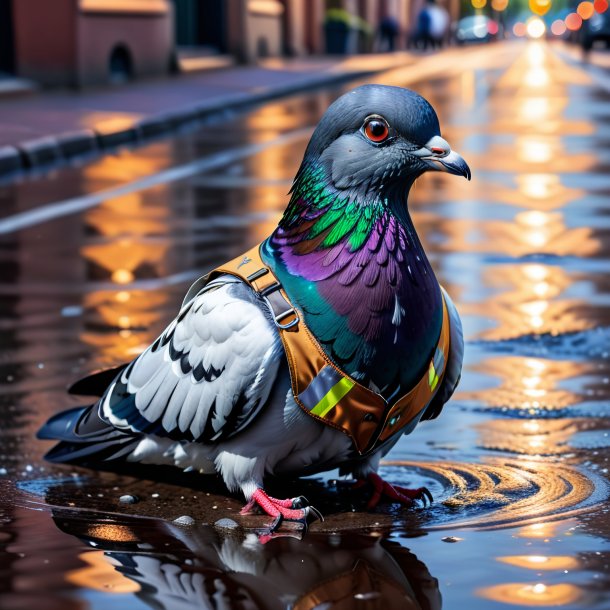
[0,40,609,609]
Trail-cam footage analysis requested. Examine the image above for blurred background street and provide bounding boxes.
[1,1,610,610]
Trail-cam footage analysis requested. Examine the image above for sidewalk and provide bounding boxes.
[0,53,413,178]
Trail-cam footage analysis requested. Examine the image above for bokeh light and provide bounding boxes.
[472,0,487,7]
[513,21,527,36]
[565,12,583,30]
[577,1,595,19]
[594,0,608,12]
[491,0,509,10]
[488,20,500,34]
[551,19,567,35]
[529,0,552,16]
[526,16,547,38]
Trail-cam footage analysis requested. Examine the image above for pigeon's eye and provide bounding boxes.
[363,116,390,143]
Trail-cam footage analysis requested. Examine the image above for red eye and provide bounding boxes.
[363,117,389,143]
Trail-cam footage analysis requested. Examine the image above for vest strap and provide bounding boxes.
[189,243,450,455]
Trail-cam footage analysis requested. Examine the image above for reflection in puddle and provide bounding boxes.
[517,521,563,539]
[460,262,601,340]
[67,550,141,593]
[475,419,584,456]
[497,555,580,570]
[51,511,441,610]
[518,97,551,123]
[477,582,584,607]
[460,356,586,411]
[516,136,557,164]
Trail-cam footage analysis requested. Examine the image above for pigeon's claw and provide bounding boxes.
[360,472,433,509]
[290,495,310,509]
[240,489,323,533]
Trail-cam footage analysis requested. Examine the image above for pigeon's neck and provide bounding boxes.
[264,162,442,396]
[269,162,432,281]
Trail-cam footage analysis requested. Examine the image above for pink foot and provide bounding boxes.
[356,472,433,510]
[240,489,323,533]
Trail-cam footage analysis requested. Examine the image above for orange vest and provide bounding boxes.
[183,243,451,455]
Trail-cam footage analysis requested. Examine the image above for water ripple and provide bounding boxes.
[382,459,607,530]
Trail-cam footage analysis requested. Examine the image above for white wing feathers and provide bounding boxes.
[101,279,283,443]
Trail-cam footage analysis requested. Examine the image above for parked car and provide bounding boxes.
[454,15,499,44]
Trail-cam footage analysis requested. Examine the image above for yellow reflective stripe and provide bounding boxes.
[429,362,439,391]
[310,377,355,418]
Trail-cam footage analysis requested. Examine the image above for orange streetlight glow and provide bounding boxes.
[529,0,552,16]
[565,12,583,29]
[594,0,608,12]
[513,21,527,36]
[577,1,595,19]
[492,0,509,10]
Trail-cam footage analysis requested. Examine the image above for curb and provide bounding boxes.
[1,64,404,181]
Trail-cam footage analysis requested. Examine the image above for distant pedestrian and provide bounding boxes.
[409,0,449,51]
[379,15,400,52]
[428,0,450,48]
[411,2,433,50]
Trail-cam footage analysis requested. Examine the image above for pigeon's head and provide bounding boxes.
[301,84,470,199]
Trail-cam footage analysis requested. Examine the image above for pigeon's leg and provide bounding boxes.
[240,488,323,532]
[356,472,433,510]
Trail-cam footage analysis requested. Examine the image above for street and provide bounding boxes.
[0,40,609,609]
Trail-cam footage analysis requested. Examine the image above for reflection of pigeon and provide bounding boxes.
[54,512,442,610]
[39,85,467,531]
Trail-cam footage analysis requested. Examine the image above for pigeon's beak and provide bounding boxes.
[413,135,471,181]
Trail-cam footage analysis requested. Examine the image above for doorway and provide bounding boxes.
[173,0,226,52]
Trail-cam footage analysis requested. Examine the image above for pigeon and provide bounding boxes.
[38,85,467,532]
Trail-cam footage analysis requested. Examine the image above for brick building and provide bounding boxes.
[0,0,460,88]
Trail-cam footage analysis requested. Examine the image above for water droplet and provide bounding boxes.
[173,515,195,526]
[354,592,381,600]
[119,495,138,505]
[214,518,239,530]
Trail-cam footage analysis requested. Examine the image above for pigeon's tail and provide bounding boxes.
[37,404,140,464]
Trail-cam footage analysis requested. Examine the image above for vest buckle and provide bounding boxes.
[260,281,300,330]
[273,306,299,329]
